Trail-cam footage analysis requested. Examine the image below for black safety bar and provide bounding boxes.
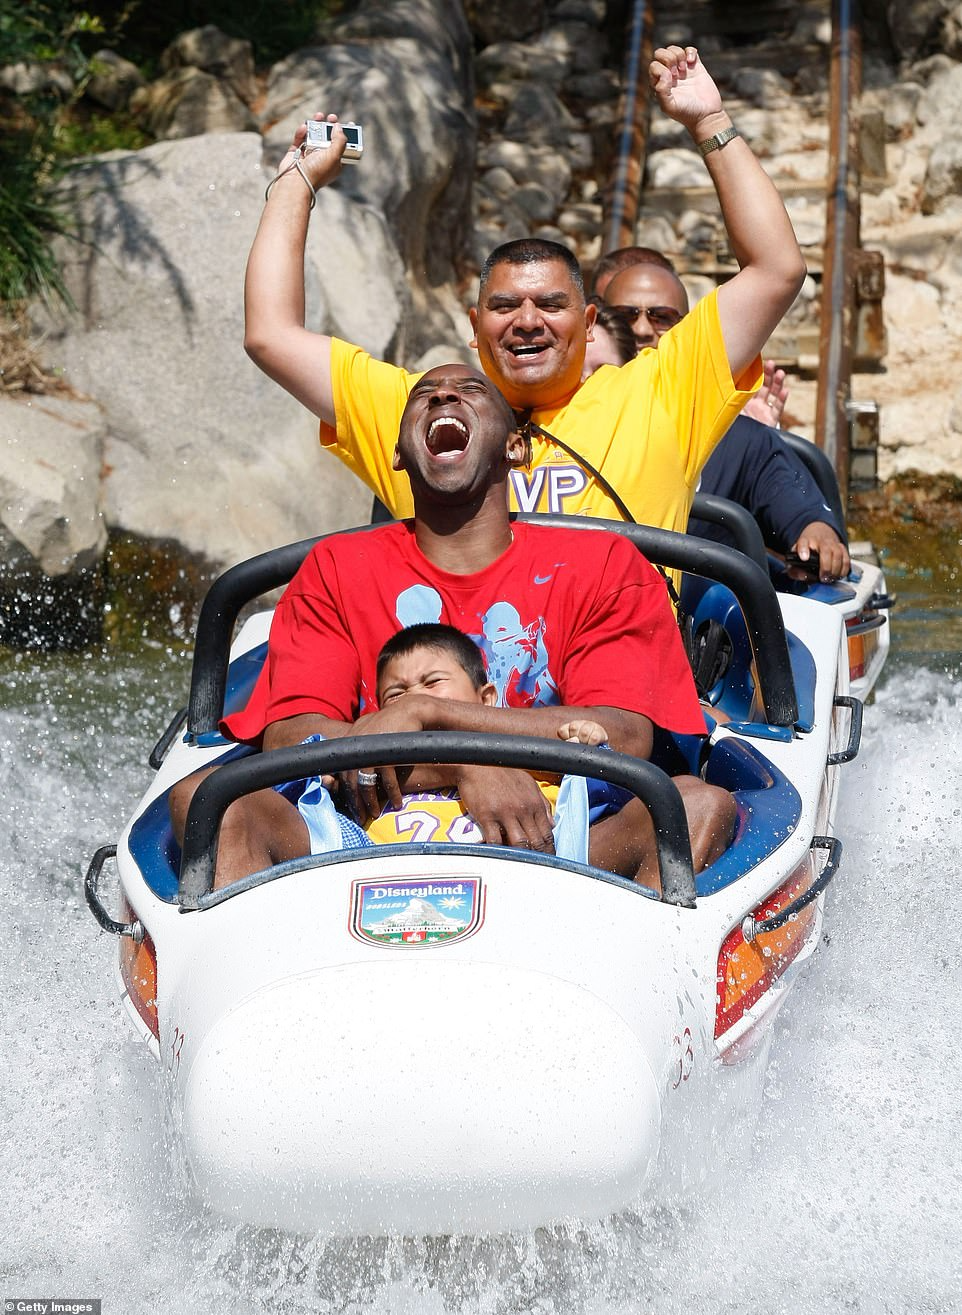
[84,844,144,940]
[689,492,768,568]
[179,732,695,911]
[185,517,798,737]
[827,694,862,765]
[520,515,798,726]
[186,525,377,737]
[149,705,187,770]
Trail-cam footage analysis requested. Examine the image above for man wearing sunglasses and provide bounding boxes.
[244,45,806,539]
[598,296,684,348]
[598,250,850,581]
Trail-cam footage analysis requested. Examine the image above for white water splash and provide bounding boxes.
[2,661,961,1314]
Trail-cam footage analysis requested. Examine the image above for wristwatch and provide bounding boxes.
[698,125,739,157]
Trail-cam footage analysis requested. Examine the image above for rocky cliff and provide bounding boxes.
[2,0,960,644]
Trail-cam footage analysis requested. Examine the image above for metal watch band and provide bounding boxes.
[697,125,739,157]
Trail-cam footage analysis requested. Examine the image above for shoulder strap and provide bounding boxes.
[515,409,683,611]
[516,409,637,524]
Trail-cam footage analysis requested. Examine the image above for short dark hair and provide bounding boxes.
[375,623,488,692]
[587,296,638,366]
[590,245,678,295]
[479,238,585,301]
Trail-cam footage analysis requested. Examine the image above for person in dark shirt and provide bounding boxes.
[688,414,848,568]
[590,254,850,580]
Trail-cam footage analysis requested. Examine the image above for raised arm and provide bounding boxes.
[649,46,806,378]
[243,116,352,426]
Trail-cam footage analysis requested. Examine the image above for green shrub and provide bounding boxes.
[0,1,105,307]
[0,158,72,307]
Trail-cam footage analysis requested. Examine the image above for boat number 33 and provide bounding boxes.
[672,1027,694,1088]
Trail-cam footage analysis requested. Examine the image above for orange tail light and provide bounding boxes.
[120,924,159,1039]
[715,857,817,1041]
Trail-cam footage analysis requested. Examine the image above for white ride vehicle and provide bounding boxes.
[85,514,888,1236]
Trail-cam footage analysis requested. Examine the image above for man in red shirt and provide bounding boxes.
[171,364,734,888]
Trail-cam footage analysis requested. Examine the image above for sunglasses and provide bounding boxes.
[608,304,683,332]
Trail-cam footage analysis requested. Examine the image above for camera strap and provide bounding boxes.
[514,409,682,611]
[515,409,637,525]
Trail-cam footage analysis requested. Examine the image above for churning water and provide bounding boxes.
[2,614,960,1313]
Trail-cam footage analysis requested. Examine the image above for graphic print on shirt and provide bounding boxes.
[364,789,484,846]
[472,602,558,708]
[510,463,589,513]
[393,586,558,708]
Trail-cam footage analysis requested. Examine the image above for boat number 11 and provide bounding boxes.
[169,1025,185,1074]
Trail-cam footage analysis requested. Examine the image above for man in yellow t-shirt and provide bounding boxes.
[243,45,805,531]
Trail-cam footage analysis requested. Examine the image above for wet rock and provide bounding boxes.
[0,394,107,647]
[0,394,106,576]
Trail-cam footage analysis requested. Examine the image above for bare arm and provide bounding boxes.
[262,712,352,751]
[243,116,352,425]
[649,47,806,378]
[349,697,653,852]
[355,696,654,761]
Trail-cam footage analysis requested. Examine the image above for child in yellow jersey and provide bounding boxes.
[364,623,608,848]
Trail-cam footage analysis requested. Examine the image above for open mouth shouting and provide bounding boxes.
[425,415,469,459]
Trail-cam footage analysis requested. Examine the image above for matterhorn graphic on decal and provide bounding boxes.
[351,877,484,947]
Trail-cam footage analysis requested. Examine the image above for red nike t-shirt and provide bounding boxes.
[222,520,705,744]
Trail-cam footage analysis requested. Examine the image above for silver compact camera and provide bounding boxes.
[304,119,363,163]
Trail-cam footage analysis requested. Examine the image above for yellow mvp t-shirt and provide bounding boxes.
[322,287,760,534]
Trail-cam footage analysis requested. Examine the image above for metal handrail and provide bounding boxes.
[178,732,696,910]
[603,0,653,251]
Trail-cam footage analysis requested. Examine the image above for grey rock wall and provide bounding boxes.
[16,0,478,607]
[4,0,962,647]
